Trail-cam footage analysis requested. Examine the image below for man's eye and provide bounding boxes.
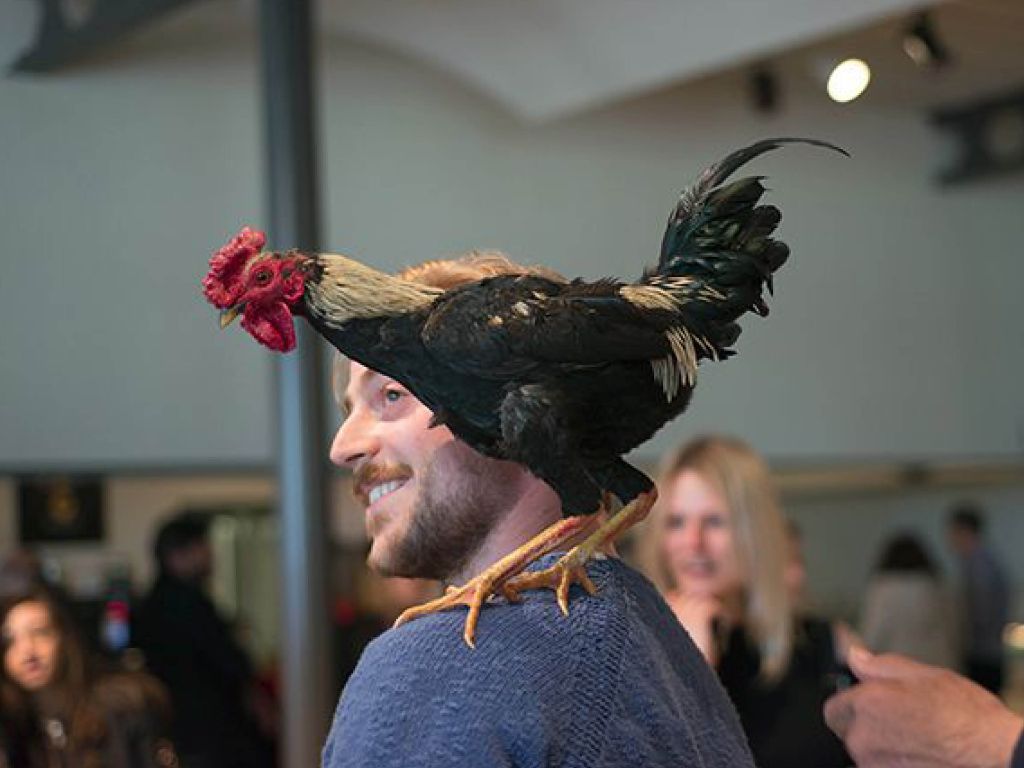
[384,389,405,404]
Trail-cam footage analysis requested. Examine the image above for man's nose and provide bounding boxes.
[329,413,378,468]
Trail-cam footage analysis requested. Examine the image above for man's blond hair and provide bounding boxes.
[399,249,565,290]
[332,250,564,405]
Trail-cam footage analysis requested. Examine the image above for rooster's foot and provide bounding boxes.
[503,489,658,615]
[501,551,599,615]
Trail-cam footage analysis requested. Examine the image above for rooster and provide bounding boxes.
[203,138,843,646]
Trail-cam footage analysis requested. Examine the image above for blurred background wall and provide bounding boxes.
[2,0,1022,470]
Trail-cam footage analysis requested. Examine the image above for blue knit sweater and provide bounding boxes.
[323,554,755,767]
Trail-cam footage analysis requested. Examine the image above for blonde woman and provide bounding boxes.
[641,436,851,768]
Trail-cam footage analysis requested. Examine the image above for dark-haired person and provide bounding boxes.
[948,503,1009,694]
[134,513,275,768]
[1,587,176,768]
[860,532,955,667]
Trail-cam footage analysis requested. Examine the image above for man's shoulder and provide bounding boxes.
[325,594,562,768]
[351,573,606,685]
[346,557,725,716]
[337,556,664,730]
[354,556,672,674]
[325,557,753,767]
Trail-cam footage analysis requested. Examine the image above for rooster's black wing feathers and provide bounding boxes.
[419,274,678,379]
[422,139,847,381]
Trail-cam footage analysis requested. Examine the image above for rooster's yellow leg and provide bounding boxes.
[503,489,658,615]
[393,513,599,648]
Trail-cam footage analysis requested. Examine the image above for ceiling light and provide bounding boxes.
[902,12,951,69]
[826,59,872,103]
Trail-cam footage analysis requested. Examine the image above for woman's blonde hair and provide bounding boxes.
[639,435,793,681]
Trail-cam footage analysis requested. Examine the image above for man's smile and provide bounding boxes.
[354,462,414,509]
[367,478,409,506]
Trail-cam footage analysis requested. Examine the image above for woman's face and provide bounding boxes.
[3,600,60,692]
[662,469,745,598]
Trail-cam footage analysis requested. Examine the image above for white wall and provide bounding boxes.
[0,3,271,469]
[1,1,1022,469]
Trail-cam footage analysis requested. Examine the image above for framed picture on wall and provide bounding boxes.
[18,475,105,543]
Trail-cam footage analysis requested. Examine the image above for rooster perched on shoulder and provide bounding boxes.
[202,137,843,646]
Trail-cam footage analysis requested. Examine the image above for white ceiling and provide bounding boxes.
[320,0,932,121]
[4,0,1023,119]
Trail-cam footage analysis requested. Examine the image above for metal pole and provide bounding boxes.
[258,0,330,766]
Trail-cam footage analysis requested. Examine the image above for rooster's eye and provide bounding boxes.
[254,269,272,286]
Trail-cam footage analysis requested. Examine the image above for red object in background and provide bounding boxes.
[332,597,358,628]
[101,599,131,653]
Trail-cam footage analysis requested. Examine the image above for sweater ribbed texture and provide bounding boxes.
[323,554,754,768]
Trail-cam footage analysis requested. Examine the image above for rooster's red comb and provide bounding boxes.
[202,227,267,309]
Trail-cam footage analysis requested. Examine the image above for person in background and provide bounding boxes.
[133,513,275,768]
[948,503,1009,694]
[860,531,956,668]
[825,647,1024,768]
[640,434,851,768]
[0,586,177,768]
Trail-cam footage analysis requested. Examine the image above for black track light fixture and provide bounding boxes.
[902,12,951,70]
[750,66,780,114]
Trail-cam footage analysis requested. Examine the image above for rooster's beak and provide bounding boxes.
[219,304,244,329]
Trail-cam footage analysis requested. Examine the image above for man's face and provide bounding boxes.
[168,540,213,586]
[189,540,214,584]
[331,361,520,580]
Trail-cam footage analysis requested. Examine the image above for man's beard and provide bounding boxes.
[373,443,522,581]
